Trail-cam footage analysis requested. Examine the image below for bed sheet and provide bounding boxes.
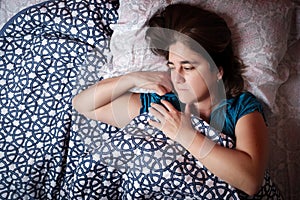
[0,0,299,199]
[0,1,254,198]
[266,1,300,200]
[0,0,119,198]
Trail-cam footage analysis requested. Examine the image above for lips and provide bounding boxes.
[175,87,188,91]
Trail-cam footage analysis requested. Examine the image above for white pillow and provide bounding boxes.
[109,0,294,110]
[108,0,169,80]
[0,0,47,29]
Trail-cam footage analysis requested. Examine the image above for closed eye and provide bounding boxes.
[167,61,175,69]
[182,65,195,71]
[167,61,196,71]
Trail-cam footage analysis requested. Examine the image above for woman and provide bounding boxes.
[73,3,281,198]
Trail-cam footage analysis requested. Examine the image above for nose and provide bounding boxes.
[173,70,185,84]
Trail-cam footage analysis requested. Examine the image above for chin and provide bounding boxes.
[177,95,195,104]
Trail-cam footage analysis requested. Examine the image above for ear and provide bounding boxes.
[217,66,224,80]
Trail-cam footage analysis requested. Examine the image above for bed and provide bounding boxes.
[0,0,299,199]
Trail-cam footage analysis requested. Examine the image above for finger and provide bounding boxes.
[159,74,173,93]
[160,100,175,112]
[148,117,162,130]
[163,80,173,93]
[150,103,167,114]
[157,80,173,95]
[149,106,166,124]
[156,85,168,96]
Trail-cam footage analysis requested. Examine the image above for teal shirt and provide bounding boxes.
[210,92,265,140]
[140,92,182,113]
[140,91,265,141]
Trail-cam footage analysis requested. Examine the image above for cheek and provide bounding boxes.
[189,74,207,89]
[194,68,216,87]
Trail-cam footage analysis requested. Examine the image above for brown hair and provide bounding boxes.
[145,3,246,98]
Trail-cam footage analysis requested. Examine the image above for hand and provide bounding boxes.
[128,71,172,95]
[148,100,197,148]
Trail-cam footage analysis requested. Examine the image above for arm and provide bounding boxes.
[189,111,268,195]
[149,101,268,196]
[72,71,172,127]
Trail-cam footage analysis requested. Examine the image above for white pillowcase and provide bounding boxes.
[108,0,169,80]
[108,0,294,110]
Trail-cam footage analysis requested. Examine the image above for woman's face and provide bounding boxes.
[168,42,220,105]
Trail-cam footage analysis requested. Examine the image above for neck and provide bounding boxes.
[193,95,221,123]
[194,103,212,122]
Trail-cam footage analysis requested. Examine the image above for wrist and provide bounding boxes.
[184,130,202,151]
[187,132,216,160]
[121,72,137,89]
[176,128,198,150]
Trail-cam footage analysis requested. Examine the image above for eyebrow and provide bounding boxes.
[167,60,198,65]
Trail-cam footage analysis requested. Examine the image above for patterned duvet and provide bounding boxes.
[0,0,282,199]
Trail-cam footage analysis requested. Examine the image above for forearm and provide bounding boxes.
[72,74,135,113]
[187,133,265,195]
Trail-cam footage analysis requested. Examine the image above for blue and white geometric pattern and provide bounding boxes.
[0,0,118,199]
[0,0,283,199]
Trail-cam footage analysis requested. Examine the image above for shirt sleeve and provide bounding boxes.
[211,92,266,139]
[234,92,265,122]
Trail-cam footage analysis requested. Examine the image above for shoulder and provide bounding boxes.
[211,91,265,138]
[227,91,264,121]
